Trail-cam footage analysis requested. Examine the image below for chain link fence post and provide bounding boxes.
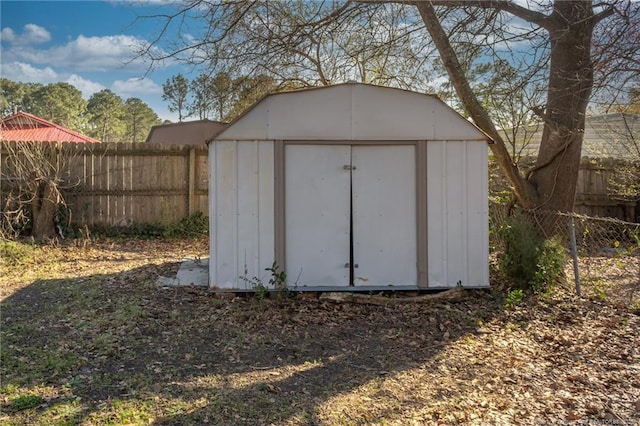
[567,216,582,296]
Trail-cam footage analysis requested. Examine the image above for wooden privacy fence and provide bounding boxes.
[1,141,209,227]
[1,142,638,229]
[574,158,638,221]
[492,156,639,222]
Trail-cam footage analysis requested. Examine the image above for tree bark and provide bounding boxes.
[528,1,595,212]
[417,0,597,214]
[415,1,538,207]
[32,180,58,240]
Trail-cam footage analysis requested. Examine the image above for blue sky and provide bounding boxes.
[0,1,194,121]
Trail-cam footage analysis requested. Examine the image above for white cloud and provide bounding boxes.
[66,74,106,98]
[21,24,51,44]
[0,28,16,43]
[4,34,159,72]
[0,24,51,45]
[112,77,162,96]
[0,61,58,83]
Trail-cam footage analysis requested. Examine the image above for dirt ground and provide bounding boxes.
[1,237,639,425]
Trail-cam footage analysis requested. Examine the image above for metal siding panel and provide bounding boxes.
[210,140,275,289]
[285,145,351,286]
[216,104,268,140]
[352,145,417,286]
[445,141,466,287]
[465,142,490,286]
[352,86,437,140]
[432,106,489,140]
[214,141,239,288]
[236,142,259,286]
[258,141,276,280]
[268,90,352,140]
[427,141,447,287]
[215,85,489,142]
[208,144,217,287]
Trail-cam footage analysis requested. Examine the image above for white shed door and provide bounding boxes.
[352,145,417,286]
[285,144,417,287]
[285,145,351,286]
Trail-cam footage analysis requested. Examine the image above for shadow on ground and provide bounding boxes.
[1,261,504,425]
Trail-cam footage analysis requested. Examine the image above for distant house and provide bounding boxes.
[502,113,639,221]
[0,111,100,143]
[505,113,639,159]
[145,120,227,145]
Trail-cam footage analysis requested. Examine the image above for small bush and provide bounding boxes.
[163,211,208,238]
[498,218,567,292]
[90,212,209,240]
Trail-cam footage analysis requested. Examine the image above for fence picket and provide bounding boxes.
[1,141,637,228]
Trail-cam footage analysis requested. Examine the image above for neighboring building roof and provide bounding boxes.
[214,83,491,142]
[0,111,100,143]
[503,113,640,159]
[145,120,227,145]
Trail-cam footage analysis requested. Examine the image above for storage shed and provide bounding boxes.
[208,83,490,291]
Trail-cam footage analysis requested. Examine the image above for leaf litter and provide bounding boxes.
[0,237,638,425]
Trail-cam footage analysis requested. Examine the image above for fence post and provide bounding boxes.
[188,147,196,215]
[568,216,582,296]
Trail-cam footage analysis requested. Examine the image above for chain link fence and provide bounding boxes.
[490,202,640,309]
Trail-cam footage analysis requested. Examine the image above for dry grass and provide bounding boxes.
[1,237,639,425]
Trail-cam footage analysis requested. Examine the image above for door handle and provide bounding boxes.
[344,263,359,268]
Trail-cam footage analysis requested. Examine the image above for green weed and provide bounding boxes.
[0,241,37,266]
[240,261,291,300]
[90,212,209,240]
[4,394,45,412]
[504,289,525,308]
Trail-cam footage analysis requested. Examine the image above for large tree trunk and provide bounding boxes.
[32,180,59,240]
[418,0,597,214]
[528,1,595,212]
[416,1,538,207]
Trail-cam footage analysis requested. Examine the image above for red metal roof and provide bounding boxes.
[0,112,100,143]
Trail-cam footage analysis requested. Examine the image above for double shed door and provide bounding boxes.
[285,144,417,287]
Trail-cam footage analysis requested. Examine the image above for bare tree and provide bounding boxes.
[137,0,640,215]
[1,141,81,240]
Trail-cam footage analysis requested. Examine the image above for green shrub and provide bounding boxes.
[498,218,567,292]
[163,211,208,238]
[90,212,209,240]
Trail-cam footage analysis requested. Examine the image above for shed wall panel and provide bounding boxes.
[209,140,274,289]
[427,141,489,288]
[445,142,467,285]
[427,141,447,286]
[464,142,490,286]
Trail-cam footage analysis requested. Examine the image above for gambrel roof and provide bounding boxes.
[214,83,491,142]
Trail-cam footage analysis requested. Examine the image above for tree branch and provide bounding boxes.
[360,0,552,28]
[415,0,537,206]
